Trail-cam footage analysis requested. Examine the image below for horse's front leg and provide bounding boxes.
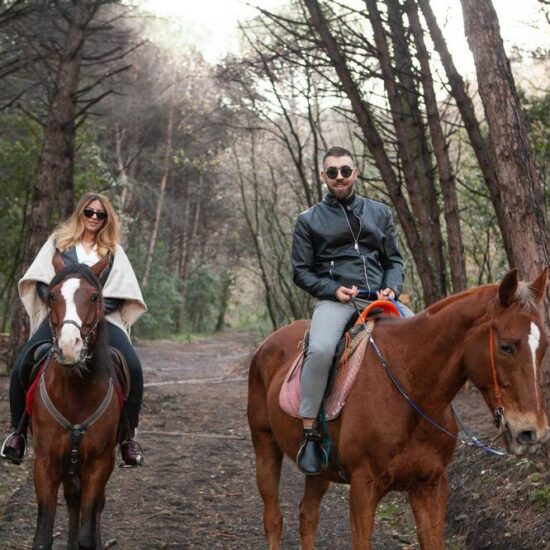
[63,476,81,550]
[32,458,62,550]
[349,471,383,550]
[299,475,331,550]
[407,472,448,550]
[251,427,284,549]
[78,455,115,550]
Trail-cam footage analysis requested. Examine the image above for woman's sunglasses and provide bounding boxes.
[83,207,107,221]
[325,165,354,179]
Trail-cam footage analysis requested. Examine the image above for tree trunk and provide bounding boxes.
[7,0,95,367]
[368,0,446,297]
[418,0,513,264]
[142,85,175,288]
[407,0,467,293]
[215,271,233,332]
[461,0,550,457]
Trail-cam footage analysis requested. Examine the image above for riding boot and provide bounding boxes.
[297,426,324,475]
[119,439,144,467]
[117,409,143,468]
[1,414,29,465]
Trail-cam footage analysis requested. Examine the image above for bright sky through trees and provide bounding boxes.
[141,0,548,77]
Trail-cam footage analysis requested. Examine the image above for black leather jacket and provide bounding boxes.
[291,193,404,300]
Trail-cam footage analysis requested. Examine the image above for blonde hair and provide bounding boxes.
[53,192,120,258]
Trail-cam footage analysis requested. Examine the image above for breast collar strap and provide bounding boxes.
[39,372,115,476]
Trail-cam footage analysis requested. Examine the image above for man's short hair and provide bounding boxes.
[322,146,354,165]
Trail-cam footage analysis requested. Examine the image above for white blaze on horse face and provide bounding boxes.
[528,322,541,409]
[57,278,84,362]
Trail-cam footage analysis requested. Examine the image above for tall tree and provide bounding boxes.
[7,0,133,366]
[461,0,550,453]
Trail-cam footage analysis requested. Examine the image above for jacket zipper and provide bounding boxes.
[338,203,371,291]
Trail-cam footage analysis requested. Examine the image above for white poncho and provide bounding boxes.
[19,236,147,339]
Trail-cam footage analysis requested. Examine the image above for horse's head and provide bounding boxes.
[464,268,549,455]
[48,252,109,367]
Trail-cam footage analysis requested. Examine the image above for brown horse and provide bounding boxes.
[248,269,550,549]
[29,253,121,550]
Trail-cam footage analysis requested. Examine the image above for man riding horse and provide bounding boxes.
[292,146,413,475]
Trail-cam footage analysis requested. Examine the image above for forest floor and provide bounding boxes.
[0,331,549,549]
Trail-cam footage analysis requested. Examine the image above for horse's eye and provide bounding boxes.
[91,294,99,303]
[48,292,55,302]
[499,343,516,355]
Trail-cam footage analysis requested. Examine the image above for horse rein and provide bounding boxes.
[488,313,506,431]
[366,326,506,457]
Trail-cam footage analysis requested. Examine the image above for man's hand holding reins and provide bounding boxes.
[335,285,359,303]
[376,288,395,301]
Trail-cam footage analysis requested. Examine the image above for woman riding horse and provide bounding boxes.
[1,192,147,467]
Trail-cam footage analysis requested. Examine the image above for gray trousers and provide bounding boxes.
[299,298,414,418]
[299,300,356,418]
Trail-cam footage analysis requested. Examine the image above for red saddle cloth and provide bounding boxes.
[279,300,400,420]
[25,363,47,416]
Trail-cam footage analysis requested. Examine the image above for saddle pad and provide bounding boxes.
[279,329,371,420]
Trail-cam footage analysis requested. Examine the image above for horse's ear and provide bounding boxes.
[90,254,110,283]
[529,268,548,304]
[498,269,519,306]
[53,251,65,274]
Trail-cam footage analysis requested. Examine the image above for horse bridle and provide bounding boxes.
[488,313,506,431]
[49,303,101,366]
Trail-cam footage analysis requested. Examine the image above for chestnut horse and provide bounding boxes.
[29,253,121,550]
[248,269,550,549]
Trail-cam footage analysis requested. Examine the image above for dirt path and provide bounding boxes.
[1,332,549,549]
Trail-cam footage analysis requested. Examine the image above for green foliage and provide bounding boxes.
[131,262,182,340]
[0,112,42,326]
[183,266,223,334]
[523,92,550,209]
[529,486,550,511]
[74,123,113,196]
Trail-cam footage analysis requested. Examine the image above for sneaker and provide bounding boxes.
[0,432,26,465]
[296,428,323,475]
[119,439,144,468]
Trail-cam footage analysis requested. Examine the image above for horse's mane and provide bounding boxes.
[49,263,102,292]
[50,263,113,377]
[425,281,538,315]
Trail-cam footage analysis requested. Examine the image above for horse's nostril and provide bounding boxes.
[517,430,537,445]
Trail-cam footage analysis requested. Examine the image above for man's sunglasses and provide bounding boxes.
[83,207,107,221]
[325,165,354,179]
